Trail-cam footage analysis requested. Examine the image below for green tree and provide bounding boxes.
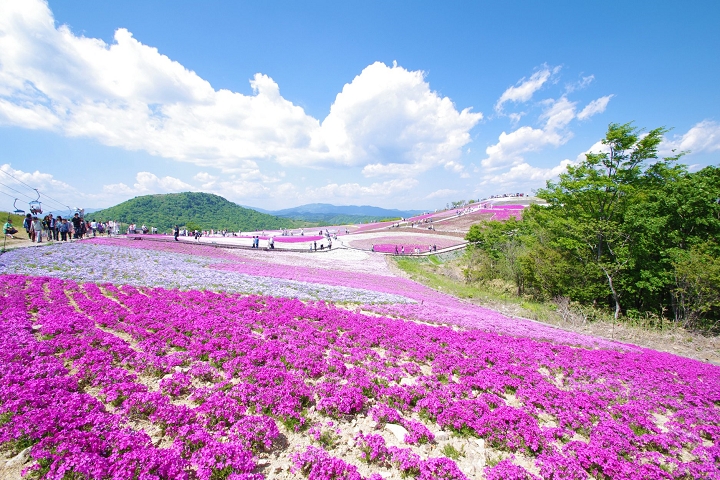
[625,165,720,325]
[535,122,674,319]
[466,217,527,295]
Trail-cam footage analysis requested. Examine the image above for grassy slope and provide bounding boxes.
[392,254,720,364]
[392,255,558,321]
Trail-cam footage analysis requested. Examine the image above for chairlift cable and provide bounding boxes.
[0,181,36,201]
[0,168,37,192]
[0,186,66,212]
[0,169,73,211]
[0,186,65,213]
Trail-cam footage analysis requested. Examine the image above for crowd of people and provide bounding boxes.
[487,192,527,199]
[3,213,121,243]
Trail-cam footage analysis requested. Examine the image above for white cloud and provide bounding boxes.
[565,75,594,93]
[482,97,576,170]
[426,188,458,199]
[577,140,610,161]
[481,159,574,188]
[495,65,560,113]
[306,178,419,199]
[577,95,613,120]
[661,120,720,155]
[508,112,525,125]
[540,96,576,132]
[0,163,152,211]
[361,162,433,178]
[443,161,465,174]
[317,61,482,170]
[0,163,75,209]
[101,172,193,199]
[134,172,192,192]
[0,1,481,177]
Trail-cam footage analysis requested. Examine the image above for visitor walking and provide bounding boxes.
[30,216,43,243]
[71,214,82,239]
[174,225,180,241]
[23,213,32,240]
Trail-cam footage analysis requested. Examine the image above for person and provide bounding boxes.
[314,240,317,251]
[371,244,374,252]
[3,219,18,237]
[23,213,32,240]
[401,246,405,255]
[59,218,69,241]
[49,214,58,241]
[395,245,399,255]
[174,225,180,241]
[30,216,43,243]
[42,215,50,241]
[90,219,97,236]
[71,213,82,239]
[269,236,275,249]
[328,238,332,250]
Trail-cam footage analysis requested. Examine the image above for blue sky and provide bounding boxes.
[0,0,718,211]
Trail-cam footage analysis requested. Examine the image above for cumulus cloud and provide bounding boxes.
[0,163,75,209]
[495,65,560,113]
[482,97,577,170]
[480,159,574,190]
[134,172,193,192]
[102,172,193,197]
[577,95,613,120]
[306,178,419,199]
[318,61,482,170]
[1,163,71,193]
[0,163,143,210]
[661,120,720,155]
[0,1,481,177]
[426,188,459,199]
[361,162,429,178]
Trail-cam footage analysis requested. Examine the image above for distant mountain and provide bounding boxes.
[241,203,424,225]
[251,203,423,218]
[89,192,303,232]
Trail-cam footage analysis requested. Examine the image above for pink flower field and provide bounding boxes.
[1,238,719,479]
[347,236,463,253]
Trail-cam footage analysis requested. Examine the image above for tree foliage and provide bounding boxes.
[466,122,720,330]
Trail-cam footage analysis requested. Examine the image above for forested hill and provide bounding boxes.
[88,192,301,232]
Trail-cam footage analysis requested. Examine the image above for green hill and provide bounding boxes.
[88,192,303,232]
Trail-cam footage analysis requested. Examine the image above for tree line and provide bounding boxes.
[465,123,720,331]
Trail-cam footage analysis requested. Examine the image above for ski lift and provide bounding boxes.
[29,189,42,215]
[12,198,25,215]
